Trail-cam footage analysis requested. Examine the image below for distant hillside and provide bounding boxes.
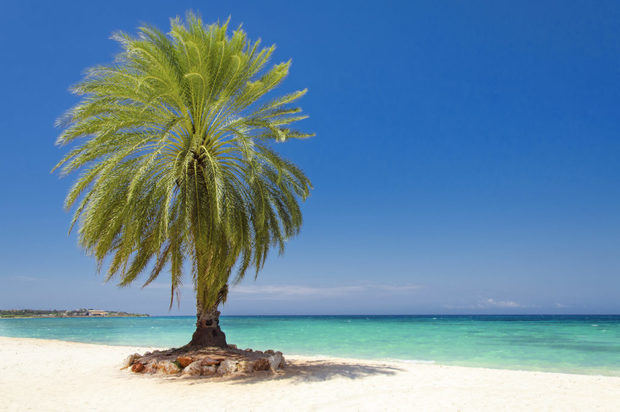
[0,309,149,318]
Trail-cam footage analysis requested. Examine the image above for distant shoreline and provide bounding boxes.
[0,315,149,319]
[0,309,149,319]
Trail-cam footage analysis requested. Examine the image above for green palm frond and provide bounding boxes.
[54,12,312,309]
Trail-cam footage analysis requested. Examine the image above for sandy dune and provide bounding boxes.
[0,336,618,411]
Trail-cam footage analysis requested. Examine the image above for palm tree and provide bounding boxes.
[54,13,312,347]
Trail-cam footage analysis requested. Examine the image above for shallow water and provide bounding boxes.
[1,315,618,376]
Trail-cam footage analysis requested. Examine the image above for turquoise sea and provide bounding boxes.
[1,315,618,376]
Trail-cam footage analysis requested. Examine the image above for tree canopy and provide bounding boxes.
[54,12,312,309]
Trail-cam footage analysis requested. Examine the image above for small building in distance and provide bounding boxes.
[87,310,108,317]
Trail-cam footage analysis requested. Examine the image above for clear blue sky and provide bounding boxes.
[2,0,619,315]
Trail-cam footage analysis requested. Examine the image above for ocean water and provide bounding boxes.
[0,315,618,376]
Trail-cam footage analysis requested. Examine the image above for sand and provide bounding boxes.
[0,337,618,411]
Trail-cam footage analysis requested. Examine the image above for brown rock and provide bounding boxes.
[268,352,285,371]
[181,361,202,376]
[202,365,217,375]
[217,359,239,375]
[144,361,159,374]
[253,358,270,371]
[158,360,181,375]
[176,356,193,368]
[182,361,218,377]
[200,358,221,366]
[238,361,253,373]
[131,362,145,373]
[122,353,141,369]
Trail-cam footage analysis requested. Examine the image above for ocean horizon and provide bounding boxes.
[2,314,618,377]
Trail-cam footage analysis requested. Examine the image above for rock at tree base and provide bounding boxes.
[253,358,270,371]
[181,361,202,376]
[182,361,218,376]
[176,356,193,368]
[144,361,159,374]
[122,353,141,369]
[128,346,285,377]
[267,352,285,371]
[200,357,220,366]
[158,360,181,374]
[217,359,239,375]
[131,363,145,373]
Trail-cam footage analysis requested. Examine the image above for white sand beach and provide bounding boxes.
[0,336,618,411]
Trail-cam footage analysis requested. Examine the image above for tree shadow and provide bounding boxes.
[177,359,403,386]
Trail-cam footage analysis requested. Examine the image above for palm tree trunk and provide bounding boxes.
[188,298,227,347]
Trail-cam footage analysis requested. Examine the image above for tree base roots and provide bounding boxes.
[188,325,228,348]
[123,344,285,377]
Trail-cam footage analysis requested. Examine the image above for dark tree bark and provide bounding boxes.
[188,300,227,347]
[188,286,228,348]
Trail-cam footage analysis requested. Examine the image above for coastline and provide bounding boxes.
[1,337,618,411]
[0,315,149,319]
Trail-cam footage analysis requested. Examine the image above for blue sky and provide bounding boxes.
[1,0,619,315]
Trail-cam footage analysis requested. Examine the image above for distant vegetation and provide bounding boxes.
[0,309,149,318]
